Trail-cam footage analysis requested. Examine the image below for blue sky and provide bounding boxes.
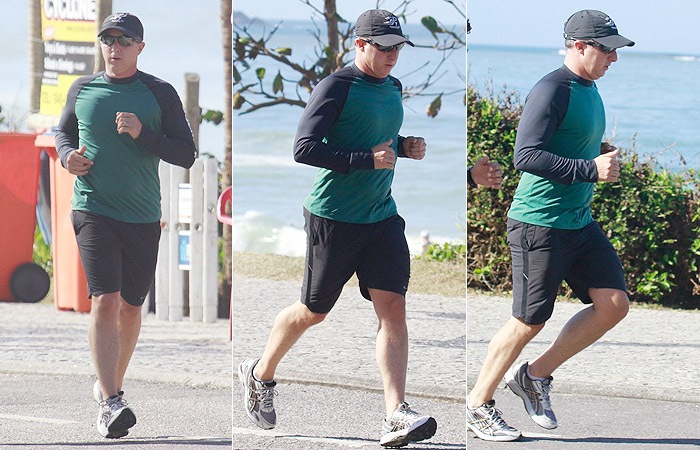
[235,0,465,25]
[467,0,700,55]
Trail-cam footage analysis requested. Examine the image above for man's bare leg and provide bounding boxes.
[254,300,326,381]
[469,317,544,408]
[528,288,628,378]
[89,292,122,399]
[116,299,142,390]
[369,288,408,417]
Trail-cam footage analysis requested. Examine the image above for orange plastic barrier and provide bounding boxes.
[0,133,42,301]
[36,134,90,313]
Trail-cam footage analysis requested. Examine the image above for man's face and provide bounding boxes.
[580,42,618,80]
[100,29,144,78]
[356,38,400,78]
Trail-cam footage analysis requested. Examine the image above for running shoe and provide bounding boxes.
[238,358,277,429]
[379,402,437,447]
[96,396,136,439]
[466,399,521,441]
[93,380,124,404]
[505,361,557,429]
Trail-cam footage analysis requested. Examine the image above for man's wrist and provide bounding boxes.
[467,167,477,189]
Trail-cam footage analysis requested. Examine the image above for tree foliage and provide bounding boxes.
[233,0,466,117]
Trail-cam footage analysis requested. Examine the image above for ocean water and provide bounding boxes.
[233,21,467,256]
[468,44,700,168]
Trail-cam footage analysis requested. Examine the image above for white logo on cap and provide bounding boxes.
[605,17,617,30]
[109,12,129,23]
[384,15,400,29]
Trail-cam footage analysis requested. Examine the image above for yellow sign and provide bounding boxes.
[40,0,97,116]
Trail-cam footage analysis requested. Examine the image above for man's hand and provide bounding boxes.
[403,136,426,160]
[116,112,143,139]
[594,147,620,182]
[66,145,93,176]
[471,156,503,189]
[372,139,395,170]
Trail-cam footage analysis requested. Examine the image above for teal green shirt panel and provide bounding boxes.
[509,78,605,229]
[72,76,162,223]
[303,72,403,223]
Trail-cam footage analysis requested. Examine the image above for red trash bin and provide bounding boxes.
[217,186,232,340]
[35,134,90,313]
[0,133,49,303]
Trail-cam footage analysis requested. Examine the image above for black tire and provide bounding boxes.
[10,263,50,303]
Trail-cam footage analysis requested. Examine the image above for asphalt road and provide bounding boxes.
[466,388,700,449]
[231,382,466,449]
[0,373,231,449]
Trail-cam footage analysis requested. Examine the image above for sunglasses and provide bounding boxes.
[100,35,141,47]
[360,38,404,53]
[581,40,615,54]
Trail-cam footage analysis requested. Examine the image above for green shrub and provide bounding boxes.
[33,225,53,276]
[422,241,466,263]
[468,83,700,309]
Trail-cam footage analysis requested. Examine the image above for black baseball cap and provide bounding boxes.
[98,12,144,40]
[354,9,414,47]
[563,10,634,49]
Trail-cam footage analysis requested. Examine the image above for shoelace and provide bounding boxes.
[525,378,553,410]
[485,406,511,429]
[254,384,277,411]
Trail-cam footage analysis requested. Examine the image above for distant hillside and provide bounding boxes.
[233,11,268,26]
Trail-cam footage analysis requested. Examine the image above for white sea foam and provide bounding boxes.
[673,55,696,62]
[233,210,462,258]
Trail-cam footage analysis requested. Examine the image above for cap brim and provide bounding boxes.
[368,34,415,47]
[98,26,140,39]
[594,34,635,48]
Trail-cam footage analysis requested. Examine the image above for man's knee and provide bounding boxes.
[591,288,629,325]
[285,301,327,328]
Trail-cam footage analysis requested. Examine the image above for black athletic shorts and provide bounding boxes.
[300,208,410,314]
[71,210,161,306]
[508,218,627,325]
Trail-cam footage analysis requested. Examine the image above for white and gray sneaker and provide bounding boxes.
[467,400,521,442]
[92,380,124,404]
[379,402,437,447]
[96,396,136,439]
[238,358,277,429]
[505,361,557,429]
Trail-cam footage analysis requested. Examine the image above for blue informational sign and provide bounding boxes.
[178,230,190,271]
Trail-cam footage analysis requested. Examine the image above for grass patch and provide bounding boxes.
[234,251,465,298]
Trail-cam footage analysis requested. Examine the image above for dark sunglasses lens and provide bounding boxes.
[379,43,404,52]
[100,35,134,46]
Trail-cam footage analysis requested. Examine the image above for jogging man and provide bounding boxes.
[467,10,633,441]
[238,9,437,448]
[56,13,195,438]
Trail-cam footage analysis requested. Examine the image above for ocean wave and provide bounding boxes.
[233,210,463,258]
[673,56,696,62]
[232,153,298,168]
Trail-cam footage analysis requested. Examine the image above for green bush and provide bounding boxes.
[422,241,466,263]
[33,225,53,276]
[468,83,700,308]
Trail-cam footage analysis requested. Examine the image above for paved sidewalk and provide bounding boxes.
[0,301,232,388]
[232,276,467,401]
[468,292,700,403]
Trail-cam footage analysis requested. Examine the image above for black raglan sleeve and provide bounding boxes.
[55,75,95,168]
[514,72,598,185]
[137,74,196,169]
[293,70,374,173]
